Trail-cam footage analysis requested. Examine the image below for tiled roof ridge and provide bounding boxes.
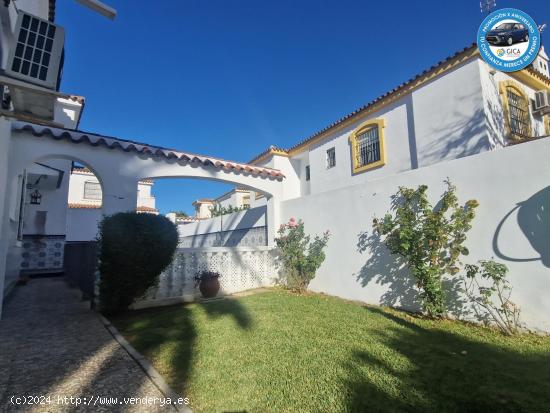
[13,122,285,180]
[136,205,158,212]
[68,203,101,209]
[68,203,158,213]
[248,43,479,164]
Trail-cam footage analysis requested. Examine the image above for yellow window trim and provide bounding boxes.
[499,80,532,141]
[545,115,550,136]
[349,118,386,174]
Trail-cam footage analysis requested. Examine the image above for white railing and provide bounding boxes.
[135,246,279,308]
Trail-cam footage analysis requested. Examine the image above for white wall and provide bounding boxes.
[281,138,550,333]
[282,58,492,198]
[412,59,488,167]
[23,159,71,236]
[66,208,101,242]
[179,206,267,237]
[250,193,267,208]
[194,201,214,219]
[68,171,156,210]
[0,118,15,315]
[54,98,83,129]
[13,0,50,20]
[137,182,156,209]
[217,191,239,209]
[67,171,102,206]
[255,153,302,201]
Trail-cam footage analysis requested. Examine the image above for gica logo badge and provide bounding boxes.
[477,8,540,72]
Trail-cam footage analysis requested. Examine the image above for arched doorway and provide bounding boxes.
[1,120,285,317]
[17,156,104,278]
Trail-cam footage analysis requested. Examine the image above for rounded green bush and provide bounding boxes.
[98,212,178,315]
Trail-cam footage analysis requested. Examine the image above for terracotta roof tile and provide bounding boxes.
[249,44,480,163]
[68,95,85,104]
[285,44,479,154]
[136,206,158,212]
[68,203,101,209]
[68,203,158,213]
[12,122,285,180]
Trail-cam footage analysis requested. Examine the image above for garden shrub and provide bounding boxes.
[463,260,521,335]
[373,180,479,318]
[275,218,330,292]
[98,212,178,315]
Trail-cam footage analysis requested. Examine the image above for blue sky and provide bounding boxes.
[56,0,549,215]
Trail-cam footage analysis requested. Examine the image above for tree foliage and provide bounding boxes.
[98,212,178,315]
[373,180,479,318]
[275,218,330,292]
[210,204,250,217]
[171,210,189,218]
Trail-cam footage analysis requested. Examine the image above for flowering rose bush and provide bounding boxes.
[275,218,330,292]
[373,180,479,318]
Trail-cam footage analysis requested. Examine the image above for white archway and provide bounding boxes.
[7,120,284,243]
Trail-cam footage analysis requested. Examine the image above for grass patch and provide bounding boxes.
[113,290,550,412]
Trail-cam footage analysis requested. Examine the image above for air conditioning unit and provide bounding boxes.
[534,90,550,116]
[5,12,65,90]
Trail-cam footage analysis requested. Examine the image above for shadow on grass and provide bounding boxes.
[201,298,253,330]
[112,297,252,394]
[344,307,550,413]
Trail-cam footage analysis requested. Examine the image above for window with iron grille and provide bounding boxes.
[355,126,381,167]
[326,147,336,169]
[84,181,102,200]
[305,165,310,181]
[507,88,530,137]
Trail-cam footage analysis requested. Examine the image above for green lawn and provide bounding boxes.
[113,290,550,413]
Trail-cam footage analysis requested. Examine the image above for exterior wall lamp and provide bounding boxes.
[30,189,42,205]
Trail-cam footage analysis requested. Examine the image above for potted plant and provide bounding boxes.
[194,270,221,298]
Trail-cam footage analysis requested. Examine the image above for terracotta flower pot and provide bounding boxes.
[199,277,220,298]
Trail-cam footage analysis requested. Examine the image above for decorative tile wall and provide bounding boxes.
[20,235,65,272]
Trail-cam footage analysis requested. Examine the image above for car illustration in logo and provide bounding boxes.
[485,22,529,46]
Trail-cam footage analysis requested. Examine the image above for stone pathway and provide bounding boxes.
[0,277,178,412]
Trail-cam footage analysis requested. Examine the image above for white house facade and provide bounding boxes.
[0,0,284,317]
[1,0,550,332]
[192,45,550,207]
[171,45,550,332]
[177,45,550,245]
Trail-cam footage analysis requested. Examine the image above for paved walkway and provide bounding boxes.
[0,277,175,412]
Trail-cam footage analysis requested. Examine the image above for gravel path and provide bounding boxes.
[0,277,178,412]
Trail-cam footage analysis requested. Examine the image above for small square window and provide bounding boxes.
[326,147,336,169]
[305,165,310,181]
[84,181,102,200]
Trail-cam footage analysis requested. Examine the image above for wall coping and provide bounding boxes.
[176,246,275,253]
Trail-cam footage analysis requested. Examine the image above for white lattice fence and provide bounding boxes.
[136,246,279,308]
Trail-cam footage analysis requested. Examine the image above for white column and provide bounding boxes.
[0,117,14,319]
[101,176,138,216]
[266,196,281,246]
